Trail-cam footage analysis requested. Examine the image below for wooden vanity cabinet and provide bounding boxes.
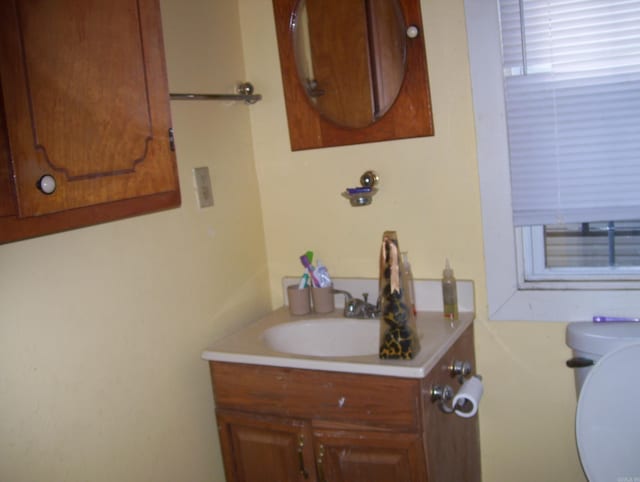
[313,428,426,482]
[209,325,481,482]
[216,411,314,482]
[216,411,426,482]
[0,0,180,244]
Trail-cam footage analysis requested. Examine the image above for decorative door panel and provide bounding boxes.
[313,429,427,482]
[0,0,177,217]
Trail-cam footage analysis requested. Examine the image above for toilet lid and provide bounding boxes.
[576,343,640,481]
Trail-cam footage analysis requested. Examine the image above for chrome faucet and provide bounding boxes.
[332,289,380,319]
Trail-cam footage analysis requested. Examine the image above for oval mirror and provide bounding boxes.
[293,0,406,128]
[272,0,433,150]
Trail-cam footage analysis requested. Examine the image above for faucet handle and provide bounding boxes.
[361,293,380,318]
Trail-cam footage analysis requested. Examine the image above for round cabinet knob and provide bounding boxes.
[406,25,420,39]
[37,175,57,195]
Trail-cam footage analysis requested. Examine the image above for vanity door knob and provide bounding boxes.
[37,175,57,195]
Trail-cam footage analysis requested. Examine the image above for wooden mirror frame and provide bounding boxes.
[272,0,434,151]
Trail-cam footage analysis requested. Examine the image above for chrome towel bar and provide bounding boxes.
[170,82,261,104]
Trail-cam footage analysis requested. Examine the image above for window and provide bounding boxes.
[526,222,640,278]
[464,0,640,321]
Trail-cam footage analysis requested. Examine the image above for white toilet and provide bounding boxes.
[566,322,640,481]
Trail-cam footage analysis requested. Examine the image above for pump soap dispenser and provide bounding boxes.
[442,259,459,320]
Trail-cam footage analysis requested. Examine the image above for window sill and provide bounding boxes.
[489,286,640,322]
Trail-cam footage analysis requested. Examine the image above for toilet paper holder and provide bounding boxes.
[430,359,483,417]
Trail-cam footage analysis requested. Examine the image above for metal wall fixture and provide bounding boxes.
[342,170,379,207]
[429,359,483,418]
[170,82,262,104]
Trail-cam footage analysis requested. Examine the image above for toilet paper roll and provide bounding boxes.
[453,375,484,418]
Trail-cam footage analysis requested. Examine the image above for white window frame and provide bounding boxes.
[464,0,640,321]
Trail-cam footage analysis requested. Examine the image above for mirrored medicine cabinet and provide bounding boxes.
[272,0,434,150]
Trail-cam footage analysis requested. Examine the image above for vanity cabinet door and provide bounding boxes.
[216,410,317,482]
[0,0,180,244]
[312,429,427,482]
[421,326,481,482]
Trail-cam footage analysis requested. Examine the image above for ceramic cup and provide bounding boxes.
[311,285,335,313]
[287,285,311,315]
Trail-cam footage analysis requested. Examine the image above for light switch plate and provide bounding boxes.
[193,167,214,208]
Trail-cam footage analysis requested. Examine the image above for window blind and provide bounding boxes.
[499,0,640,226]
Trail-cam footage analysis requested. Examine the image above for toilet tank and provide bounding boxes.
[566,322,640,395]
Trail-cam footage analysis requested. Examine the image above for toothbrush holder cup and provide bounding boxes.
[311,285,335,313]
[287,285,311,315]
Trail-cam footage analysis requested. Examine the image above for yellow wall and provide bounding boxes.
[0,0,271,480]
[239,0,586,481]
[0,0,587,481]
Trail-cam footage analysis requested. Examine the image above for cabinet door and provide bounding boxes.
[421,326,481,482]
[313,429,427,482]
[216,410,316,482]
[0,0,180,242]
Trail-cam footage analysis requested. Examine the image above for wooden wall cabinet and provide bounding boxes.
[272,0,434,150]
[0,0,180,244]
[209,325,481,482]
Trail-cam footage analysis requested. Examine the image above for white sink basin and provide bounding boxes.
[262,318,379,357]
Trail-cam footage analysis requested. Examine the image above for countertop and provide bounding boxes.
[202,307,474,379]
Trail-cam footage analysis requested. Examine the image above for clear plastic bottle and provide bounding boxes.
[442,259,459,320]
[401,251,417,316]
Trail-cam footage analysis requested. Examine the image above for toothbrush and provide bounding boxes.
[305,250,314,264]
[593,316,640,323]
[300,254,320,287]
[346,187,372,194]
[298,272,309,289]
[300,250,314,287]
